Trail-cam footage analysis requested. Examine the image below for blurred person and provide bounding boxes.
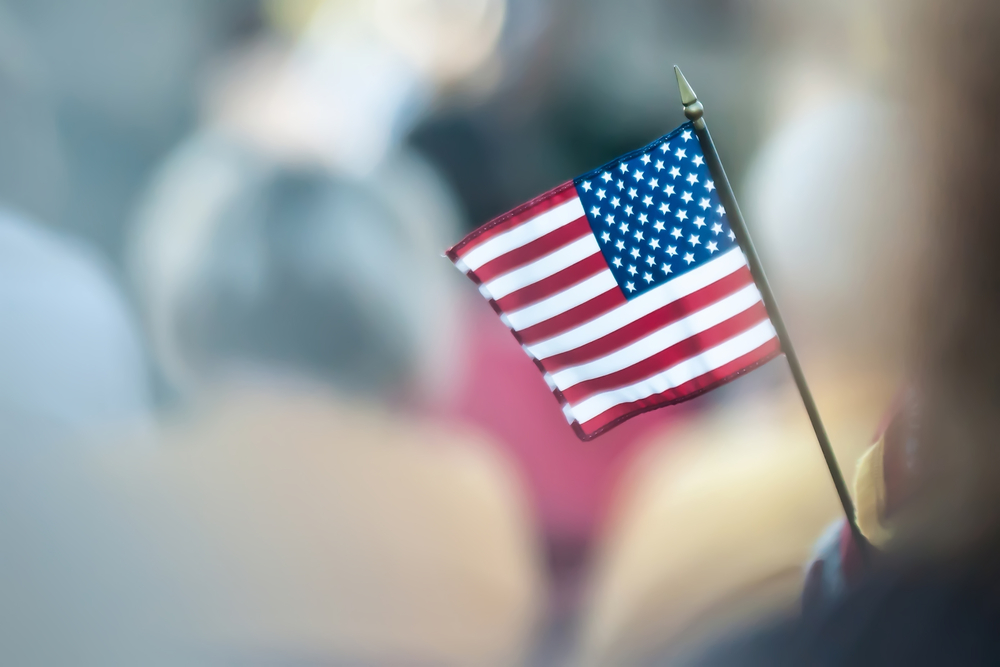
[89,4,548,661]
[0,7,151,442]
[667,0,1000,663]
[575,1,922,663]
[0,207,151,443]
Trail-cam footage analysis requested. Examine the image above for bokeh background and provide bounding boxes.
[0,0,931,664]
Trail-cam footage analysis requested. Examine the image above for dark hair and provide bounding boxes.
[174,166,417,398]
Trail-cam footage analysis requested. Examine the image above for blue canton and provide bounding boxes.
[574,123,736,300]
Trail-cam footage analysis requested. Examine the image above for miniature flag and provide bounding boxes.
[447,122,780,439]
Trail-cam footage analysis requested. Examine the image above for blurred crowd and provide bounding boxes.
[2,0,999,664]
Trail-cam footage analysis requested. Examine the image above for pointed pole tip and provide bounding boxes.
[673,65,704,128]
[674,66,698,106]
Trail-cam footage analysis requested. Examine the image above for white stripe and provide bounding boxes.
[549,284,764,390]
[568,320,778,424]
[505,271,617,331]
[483,235,600,300]
[460,198,585,270]
[527,248,747,360]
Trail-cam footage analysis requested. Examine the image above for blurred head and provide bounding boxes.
[129,133,464,405]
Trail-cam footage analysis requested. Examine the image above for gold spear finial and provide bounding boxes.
[674,65,705,130]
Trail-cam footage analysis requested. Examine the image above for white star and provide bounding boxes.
[628,264,638,275]
[605,214,615,226]
[675,148,687,160]
[619,162,629,173]
[633,170,644,182]
[693,155,704,167]
[686,173,699,186]
[619,222,629,234]
[628,188,638,199]
[659,142,670,153]
[634,230,644,242]
[676,209,689,222]
[601,231,611,243]
[642,195,653,207]
[681,129,692,142]
[707,241,719,254]
[645,255,655,267]
[664,185,676,196]
[655,160,665,171]
[638,213,648,224]
[728,230,736,241]
[705,180,715,192]
[596,189,606,201]
[681,192,694,204]
[648,178,659,189]
[616,239,626,251]
[699,198,711,210]
[641,154,651,165]
[611,197,620,209]
[684,252,695,265]
[716,204,726,215]
[711,222,723,235]
[650,238,660,250]
[661,263,673,275]
[669,166,681,179]
[582,181,592,192]
[643,272,654,283]
[617,180,625,190]
[671,228,683,239]
[654,220,666,232]
[659,202,670,214]
[666,245,678,256]
[602,172,613,183]
[688,234,701,246]
[693,216,706,228]
[626,281,636,293]
[624,205,633,217]
[630,247,640,259]
[613,257,623,268]
[591,206,601,217]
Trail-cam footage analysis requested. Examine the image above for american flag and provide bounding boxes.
[448,123,780,439]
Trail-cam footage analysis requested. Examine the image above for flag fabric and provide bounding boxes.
[447,122,780,440]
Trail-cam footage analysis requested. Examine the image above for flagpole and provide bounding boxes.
[673,65,870,562]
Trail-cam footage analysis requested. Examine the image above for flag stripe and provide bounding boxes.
[452,184,579,257]
[458,197,585,271]
[525,248,746,360]
[539,266,754,371]
[495,253,608,312]
[568,319,778,424]
[503,271,619,331]
[482,233,599,300]
[472,216,592,284]
[578,337,781,434]
[549,284,764,390]
[513,287,626,344]
[559,303,770,405]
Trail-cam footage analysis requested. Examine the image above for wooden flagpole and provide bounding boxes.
[673,65,870,562]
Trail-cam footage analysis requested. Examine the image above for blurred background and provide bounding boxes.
[0,0,943,664]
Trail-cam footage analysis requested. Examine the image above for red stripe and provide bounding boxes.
[514,288,626,344]
[539,267,754,371]
[447,183,578,259]
[494,253,607,312]
[578,337,782,437]
[557,303,770,405]
[472,216,592,283]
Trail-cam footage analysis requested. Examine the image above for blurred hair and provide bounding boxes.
[129,133,464,402]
